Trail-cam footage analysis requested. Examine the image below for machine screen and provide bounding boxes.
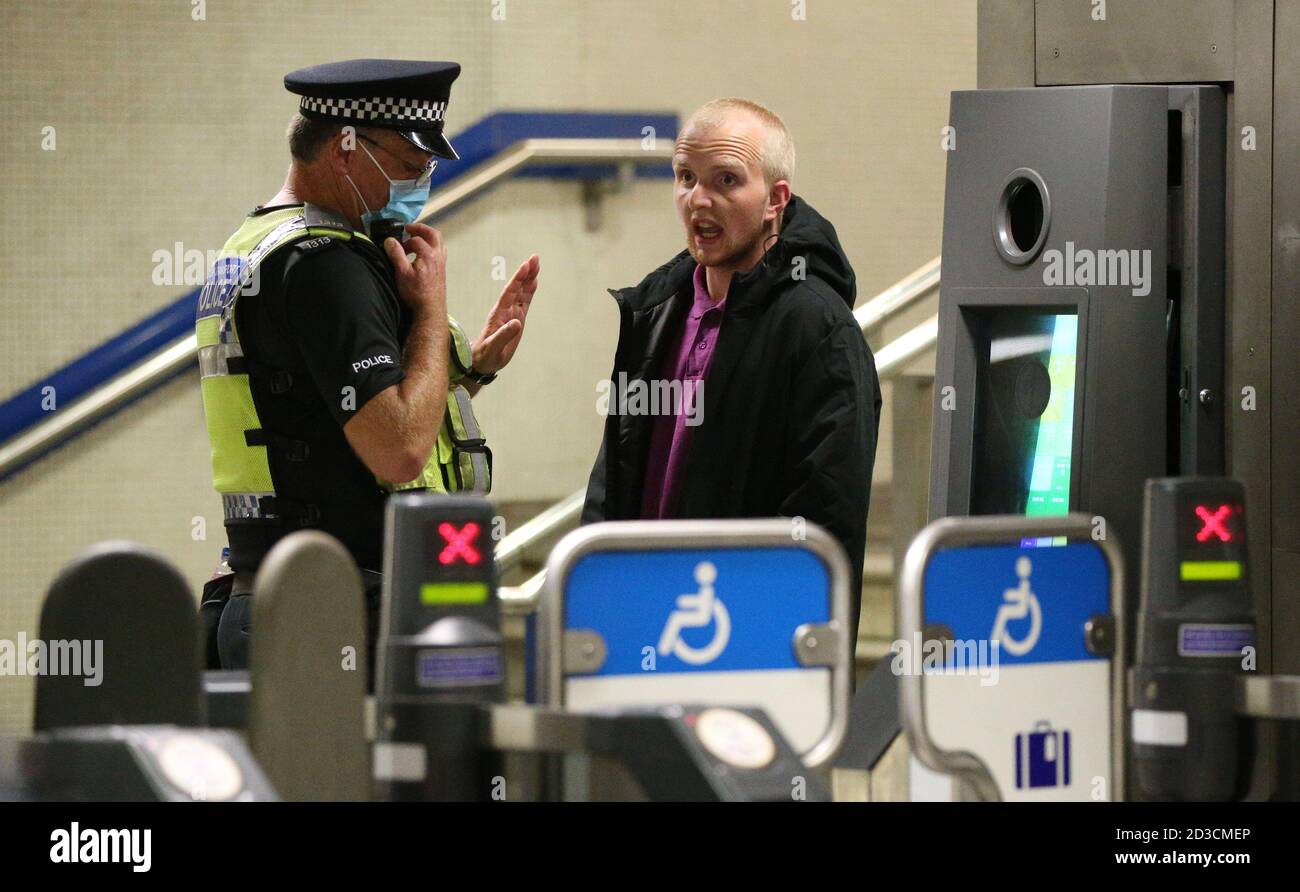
[971,312,1078,545]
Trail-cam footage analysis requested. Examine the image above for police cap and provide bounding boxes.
[284,58,461,160]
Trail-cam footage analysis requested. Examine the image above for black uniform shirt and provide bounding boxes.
[230,204,412,572]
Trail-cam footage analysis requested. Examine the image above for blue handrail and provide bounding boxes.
[442,110,675,183]
[0,291,199,446]
[0,110,677,477]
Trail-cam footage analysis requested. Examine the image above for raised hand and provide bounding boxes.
[472,254,539,375]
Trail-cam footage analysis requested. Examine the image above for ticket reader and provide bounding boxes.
[375,494,503,801]
[1131,477,1255,801]
[931,86,1226,607]
[20,726,277,802]
[482,704,829,802]
[582,706,828,801]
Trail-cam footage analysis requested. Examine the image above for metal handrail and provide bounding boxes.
[496,490,585,573]
[425,138,672,219]
[853,256,940,331]
[498,264,942,615]
[0,139,674,481]
[875,314,939,378]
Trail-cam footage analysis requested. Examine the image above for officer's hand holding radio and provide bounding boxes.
[385,222,448,322]
[345,222,450,483]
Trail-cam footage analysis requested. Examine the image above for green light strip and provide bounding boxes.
[1179,561,1241,582]
[420,582,489,605]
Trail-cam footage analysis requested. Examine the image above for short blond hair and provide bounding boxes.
[682,98,795,185]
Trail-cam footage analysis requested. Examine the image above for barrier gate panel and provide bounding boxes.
[540,520,852,768]
[900,514,1125,801]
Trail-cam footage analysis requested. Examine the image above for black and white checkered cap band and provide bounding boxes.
[299,95,446,124]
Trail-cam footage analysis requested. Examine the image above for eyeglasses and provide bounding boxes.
[357,134,438,181]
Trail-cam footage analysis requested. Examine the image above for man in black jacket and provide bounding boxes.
[583,98,882,635]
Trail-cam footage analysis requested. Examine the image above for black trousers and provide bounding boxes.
[199,571,383,691]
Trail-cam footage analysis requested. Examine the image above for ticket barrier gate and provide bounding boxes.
[373,497,831,802]
[899,515,1125,801]
[1130,477,1299,802]
[18,542,276,801]
[373,494,505,801]
[191,532,371,800]
[533,518,851,800]
[17,533,366,802]
[18,502,840,801]
[246,531,369,800]
[539,520,852,766]
[897,480,1299,802]
[479,703,821,802]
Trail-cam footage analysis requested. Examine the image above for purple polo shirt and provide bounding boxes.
[640,265,724,519]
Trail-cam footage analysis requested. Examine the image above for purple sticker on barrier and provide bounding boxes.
[416,648,502,687]
[1177,624,1254,658]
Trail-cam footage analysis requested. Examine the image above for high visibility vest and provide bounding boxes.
[196,204,490,528]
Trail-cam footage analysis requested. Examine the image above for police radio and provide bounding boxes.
[375,494,502,801]
[1131,477,1255,801]
[368,218,407,247]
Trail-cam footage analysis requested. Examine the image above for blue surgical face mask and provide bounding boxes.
[345,141,433,232]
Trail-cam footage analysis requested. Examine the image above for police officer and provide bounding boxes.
[196,59,540,677]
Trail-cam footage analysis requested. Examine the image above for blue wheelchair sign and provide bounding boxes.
[539,520,852,767]
[564,547,828,674]
[924,542,1110,666]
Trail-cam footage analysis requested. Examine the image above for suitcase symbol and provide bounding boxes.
[1015,720,1071,789]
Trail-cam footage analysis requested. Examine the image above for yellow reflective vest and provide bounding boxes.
[197,204,489,532]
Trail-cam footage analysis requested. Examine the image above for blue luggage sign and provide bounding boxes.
[899,515,1124,801]
[540,520,852,767]
[1015,720,1071,789]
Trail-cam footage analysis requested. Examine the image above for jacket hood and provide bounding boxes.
[763,196,856,309]
[614,195,856,312]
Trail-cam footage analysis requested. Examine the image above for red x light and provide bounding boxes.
[438,522,481,565]
[1194,504,1233,543]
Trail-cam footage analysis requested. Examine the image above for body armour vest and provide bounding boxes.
[196,204,490,570]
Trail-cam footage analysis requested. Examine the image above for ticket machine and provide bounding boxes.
[930,85,1226,627]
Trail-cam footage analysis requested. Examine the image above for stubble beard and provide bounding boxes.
[685,221,768,272]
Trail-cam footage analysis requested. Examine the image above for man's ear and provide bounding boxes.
[327,129,356,177]
[767,180,792,224]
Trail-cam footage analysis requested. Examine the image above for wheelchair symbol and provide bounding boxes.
[657,561,731,666]
[990,556,1042,657]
